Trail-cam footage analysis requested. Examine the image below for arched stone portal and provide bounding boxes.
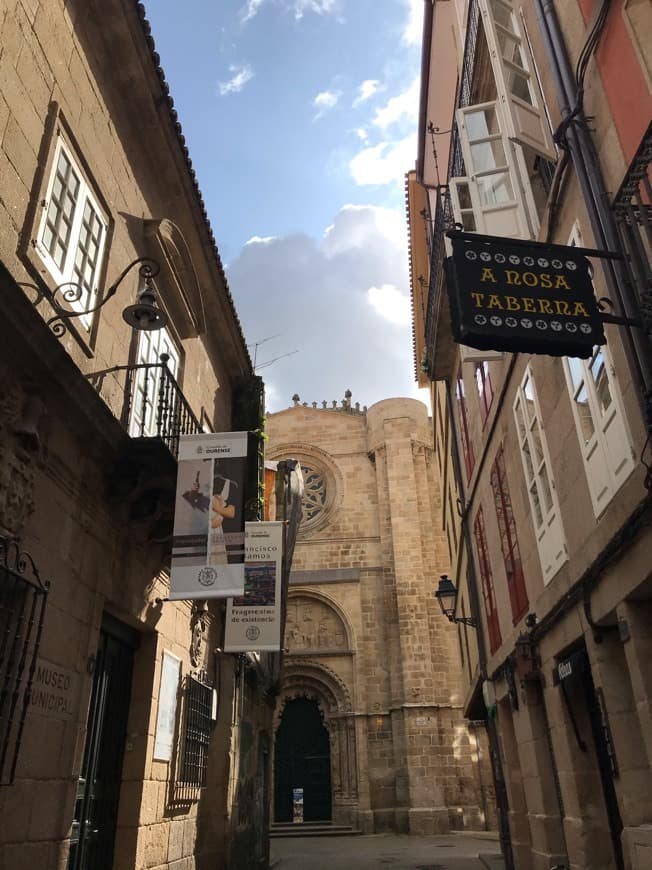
[274,659,359,827]
[274,698,332,822]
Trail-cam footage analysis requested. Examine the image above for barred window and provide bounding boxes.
[180,674,212,789]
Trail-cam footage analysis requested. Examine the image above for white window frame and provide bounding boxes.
[562,224,636,516]
[35,134,108,330]
[513,367,567,583]
[478,0,556,160]
[129,327,181,438]
[452,101,533,239]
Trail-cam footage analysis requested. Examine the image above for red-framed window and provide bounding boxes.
[473,507,502,654]
[490,446,529,624]
[475,361,494,426]
[456,367,475,480]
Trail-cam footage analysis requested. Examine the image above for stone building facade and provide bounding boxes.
[267,394,496,834]
[409,2,652,870]
[0,2,292,869]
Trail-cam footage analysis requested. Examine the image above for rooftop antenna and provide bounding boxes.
[248,334,299,372]
[256,349,299,371]
[248,333,281,369]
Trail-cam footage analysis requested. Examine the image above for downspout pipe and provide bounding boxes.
[534,0,652,412]
[445,382,515,870]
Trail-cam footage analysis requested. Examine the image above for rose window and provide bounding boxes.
[301,465,327,524]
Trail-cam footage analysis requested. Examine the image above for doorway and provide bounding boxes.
[68,614,138,870]
[274,697,332,823]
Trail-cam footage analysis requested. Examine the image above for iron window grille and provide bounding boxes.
[613,122,652,338]
[0,536,49,785]
[179,673,212,793]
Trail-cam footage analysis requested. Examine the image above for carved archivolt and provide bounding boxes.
[275,659,358,802]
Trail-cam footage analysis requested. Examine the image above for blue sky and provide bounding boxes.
[144,0,426,411]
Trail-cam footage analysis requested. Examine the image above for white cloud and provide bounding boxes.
[242,0,265,22]
[244,235,278,246]
[227,204,417,411]
[350,134,417,186]
[372,76,420,129]
[313,89,341,119]
[218,64,254,95]
[402,0,424,46]
[241,0,338,23]
[353,79,380,107]
[368,284,411,326]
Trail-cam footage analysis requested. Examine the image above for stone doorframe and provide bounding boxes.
[274,660,358,826]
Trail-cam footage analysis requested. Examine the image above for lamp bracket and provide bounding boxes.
[21,256,162,338]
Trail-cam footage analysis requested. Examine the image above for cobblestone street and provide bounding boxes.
[271,833,504,870]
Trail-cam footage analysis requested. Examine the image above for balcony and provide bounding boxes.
[424,186,458,381]
[86,356,202,540]
[87,355,202,457]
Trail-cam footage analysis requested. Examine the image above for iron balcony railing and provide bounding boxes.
[613,122,652,337]
[425,186,454,366]
[87,354,202,456]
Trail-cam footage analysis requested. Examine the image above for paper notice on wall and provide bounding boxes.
[224,521,284,652]
[169,432,248,600]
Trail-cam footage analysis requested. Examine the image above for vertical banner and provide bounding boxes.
[224,521,284,651]
[170,432,249,600]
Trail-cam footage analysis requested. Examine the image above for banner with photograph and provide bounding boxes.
[224,521,284,652]
[170,432,249,600]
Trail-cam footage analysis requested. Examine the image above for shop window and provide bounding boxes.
[490,446,529,623]
[475,361,494,425]
[456,366,475,481]
[473,507,502,653]
[35,135,108,329]
[513,368,567,583]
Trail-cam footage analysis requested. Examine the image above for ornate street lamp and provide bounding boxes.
[434,574,477,627]
[24,256,168,337]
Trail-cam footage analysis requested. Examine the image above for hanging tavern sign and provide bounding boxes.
[446,232,606,358]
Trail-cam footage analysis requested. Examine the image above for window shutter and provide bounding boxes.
[478,0,556,160]
[456,101,531,239]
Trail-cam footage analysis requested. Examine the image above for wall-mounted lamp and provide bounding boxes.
[24,256,168,338]
[434,574,477,627]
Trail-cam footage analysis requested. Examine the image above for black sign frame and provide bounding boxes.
[446,231,609,359]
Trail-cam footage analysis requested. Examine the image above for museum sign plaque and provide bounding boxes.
[446,233,606,358]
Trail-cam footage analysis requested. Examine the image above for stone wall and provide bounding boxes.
[268,396,494,834]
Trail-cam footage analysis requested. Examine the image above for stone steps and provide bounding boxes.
[270,822,362,838]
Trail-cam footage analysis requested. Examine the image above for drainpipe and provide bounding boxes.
[534,0,652,416]
[445,383,515,870]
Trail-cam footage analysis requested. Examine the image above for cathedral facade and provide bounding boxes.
[267,394,495,834]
